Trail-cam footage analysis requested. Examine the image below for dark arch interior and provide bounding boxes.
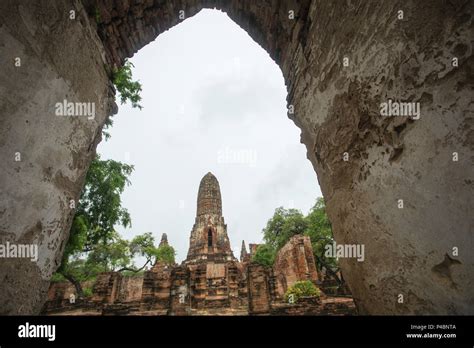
[208,229,213,247]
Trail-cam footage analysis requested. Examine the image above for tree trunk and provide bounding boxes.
[61,272,84,299]
[117,259,150,273]
[316,256,343,285]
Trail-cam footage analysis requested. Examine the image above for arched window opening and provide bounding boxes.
[208,229,213,247]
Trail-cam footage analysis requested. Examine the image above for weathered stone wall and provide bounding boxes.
[0,0,112,314]
[0,0,472,314]
[43,274,143,310]
[169,266,191,315]
[273,235,319,298]
[140,262,172,312]
[92,272,123,303]
[117,275,143,302]
[46,280,95,301]
[271,297,357,316]
[297,0,474,314]
[42,279,95,313]
[247,263,275,315]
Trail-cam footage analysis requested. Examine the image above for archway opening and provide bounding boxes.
[1,0,468,317]
[98,9,322,264]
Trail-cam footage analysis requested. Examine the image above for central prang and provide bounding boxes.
[185,172,236,264]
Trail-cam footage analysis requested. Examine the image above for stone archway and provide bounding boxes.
[0,0,472,315]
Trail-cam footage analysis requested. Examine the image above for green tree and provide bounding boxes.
[252,244,276,267]
[113,59,143,110]
[128,232,158,270]
[72,155,133,250]
[58,231,168,297]
[121,232,176,272]
[85,231,131,272]
[56,155,134,297]
[304,197,341,285]
[262,207,308,251]
[154,244,176,265]
[259,197,344,287]
[102,59,143,140]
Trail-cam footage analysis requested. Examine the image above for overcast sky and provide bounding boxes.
[98,9,322,264]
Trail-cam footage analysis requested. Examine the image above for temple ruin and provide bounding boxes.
[43,172,356,315]
[0,0,472,315]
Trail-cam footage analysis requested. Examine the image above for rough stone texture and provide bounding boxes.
[42,280,94,313]
[138,232,174,312]
[0,0,112,314]
[117,276,143,302]
[0,0,472,314]
[300,1,474,315]
[273,235,319,298]
[247,263,275,315]
[271,296,357,316]
[140,262,172,313]
[91,272,123,303]
[168,265,191,315]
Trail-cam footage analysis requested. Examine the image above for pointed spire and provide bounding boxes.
[159,233,168,247]
[196,172,222,217]
[240,240,248,262]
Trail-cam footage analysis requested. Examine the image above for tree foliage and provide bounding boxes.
[85,231,131,272]
[102,59,143,140]
[252,244,276,267]
[304,197,339,274]
[113,59,143,110]
[56,154,134,296]
[256,197,341,284]
[154,244,176,265]
[262,207,307,251]
[129,232,158,266]
[57,230,169,296]
[62,155,133,261]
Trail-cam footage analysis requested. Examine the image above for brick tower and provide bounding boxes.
[185,172,236,264]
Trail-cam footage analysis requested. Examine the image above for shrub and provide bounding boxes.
[50,273,65,283]
[284,280,320,303]
[82,287,93,298]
